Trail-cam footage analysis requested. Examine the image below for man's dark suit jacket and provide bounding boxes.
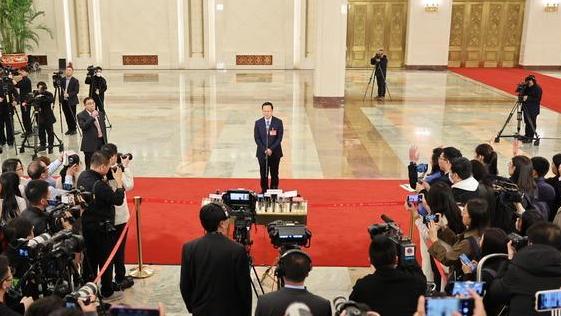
[255,287,332,316]
[180,232,252,316]
[64,76,80,106]
[254,116,283,159]
[77,109,107,152]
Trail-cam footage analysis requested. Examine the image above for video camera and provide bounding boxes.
[222,189,257,246]
[86,65,100,78]
[0,66,17,95]
[17,230,84,261]
[45,189,90,233]
[52,71,64,88]
[368,214,416,267]
[333,296,372,316]
[267,220,311,249]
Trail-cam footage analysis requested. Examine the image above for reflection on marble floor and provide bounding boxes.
[118,265,370,316]
[4,69,560,178]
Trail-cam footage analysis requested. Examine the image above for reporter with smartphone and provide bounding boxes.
[487,222,561,316]
[427,199,489,284]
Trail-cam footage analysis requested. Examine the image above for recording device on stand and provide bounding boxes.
[266,220,312,289]
[86,65,111,128]
[363,51,392,101]
[0,66,26,154]
[368,214,416,266]
[19,88,65,158]
[494,75,553,146]
[51,71,70,134]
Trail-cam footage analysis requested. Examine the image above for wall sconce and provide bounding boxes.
[424,2,439,13]
[545,2,559,12]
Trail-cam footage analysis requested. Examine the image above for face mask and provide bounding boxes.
[96,73,101,77]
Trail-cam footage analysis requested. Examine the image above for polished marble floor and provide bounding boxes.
[4,69,561,315]
[5,69,561,179]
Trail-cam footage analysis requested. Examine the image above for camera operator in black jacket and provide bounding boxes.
[521,75,542,143]
[370,48,388,100]
[85,67,107,113]
[32,82,56,153]
[349,235,426,316]
[77,151,125,302]
[487,222,561,316]
[13,69,32,136]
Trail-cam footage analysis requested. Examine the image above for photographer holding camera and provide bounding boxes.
[487,222,561,316]
[180,203,252,316]
[0,76,18,148]
[20,180,52,236]
[12,69,32,136]
[32,82,56,153]
[349,235,426,316]
[255,250,331,316]
[370,48,388,100]
[85,66,107,113]
[521,75,542,143]
[77,151,125,301]
[0,255,33,316]
[100,143,134,290]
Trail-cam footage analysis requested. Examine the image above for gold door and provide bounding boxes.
[449,0,525,68]
[346,0,407,68]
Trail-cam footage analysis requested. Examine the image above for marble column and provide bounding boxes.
[404,0,453,69]
[74,0,91,57]
[519,1,561,67]
[313,0,347,105]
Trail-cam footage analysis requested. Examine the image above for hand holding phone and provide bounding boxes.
[452,282,486,296]
[535,289,561,312]
[459,254,477,273]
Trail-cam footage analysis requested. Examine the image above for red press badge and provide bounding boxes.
[269,129,277,136]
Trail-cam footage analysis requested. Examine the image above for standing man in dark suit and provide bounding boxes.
[62,66,79,135]
[255,249,331,316]
[180,203,252,316]
[254,102,284,194]
[370,48,388,100]
[77,97,107,169]
[34,82,56,153]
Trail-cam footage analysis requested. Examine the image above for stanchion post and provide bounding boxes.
[130,196,155,279]
[408,211,414,240]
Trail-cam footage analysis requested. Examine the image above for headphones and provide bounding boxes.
[275,249,312,279]
[208,202,230,220]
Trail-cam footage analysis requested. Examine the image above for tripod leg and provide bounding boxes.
[494,103,518,142]
[521,105,540,145]
[363,70,375,101]
[251,264,265,295]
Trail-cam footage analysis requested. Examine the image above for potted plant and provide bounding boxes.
[0,0,51,69]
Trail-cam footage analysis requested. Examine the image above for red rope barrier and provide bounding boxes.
[126,197,404,208]
[93,207,135,284]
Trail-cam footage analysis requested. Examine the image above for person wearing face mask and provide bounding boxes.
[85,66,107,113]
[20,180,52,236]
[449,157,480,204]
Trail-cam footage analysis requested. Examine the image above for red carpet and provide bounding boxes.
[123,178,412,267]
[450,67,561,114]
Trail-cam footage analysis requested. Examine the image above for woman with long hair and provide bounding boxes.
[428,198,490,281]
[0,172,26,225]
[509,155,535,196]
[426,182,465,235]
[475,144,498,176]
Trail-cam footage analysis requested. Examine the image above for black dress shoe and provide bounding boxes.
[118,276,135,290]
[48,147,53,154]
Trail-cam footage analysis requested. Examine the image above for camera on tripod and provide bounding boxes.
[52,71,64,88]
[267,220,311,249]
[0,66,17,94]
[222,189,257,245]
[368,215,416,267]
